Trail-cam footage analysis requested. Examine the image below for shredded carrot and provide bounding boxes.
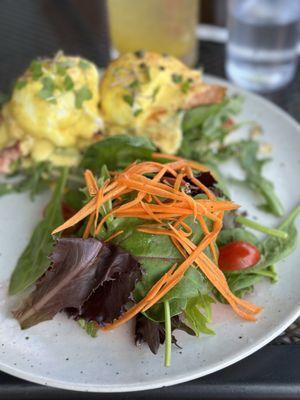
[84,169,98,196]
[105,230,124,242]
[52,154,261,330]
[83,212,95,239]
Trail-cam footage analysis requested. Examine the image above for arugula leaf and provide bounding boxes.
[184,294,215,336]
[9,168,68,295]
[246,204,300,273]
[182,95,243,145]
[234,140,283,216]
[216,266,277,302]
[14,237,142,329]
[0,163,52,199]
[81,135,155,173]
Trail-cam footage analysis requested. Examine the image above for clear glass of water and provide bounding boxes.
[226,0,300,92]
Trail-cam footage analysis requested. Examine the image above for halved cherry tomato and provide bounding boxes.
[218,240,261,271]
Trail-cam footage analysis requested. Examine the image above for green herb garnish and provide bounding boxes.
[38,76,56,103]
[56,63,68,76]
[129,80,140,90]
[133,108,143,117]
[63,74,74,91]
[140,63,151,81]
[181,79,191,94]
[171,73,182,83]
[123,94,134,107]
[75,85,92,108]
[79,60,91,70]
[15,80,27,90]
[151,86,160,102]
[30,60,43,80]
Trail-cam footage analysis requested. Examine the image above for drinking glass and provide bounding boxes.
[226,0,300,92]
[107,0,199,66]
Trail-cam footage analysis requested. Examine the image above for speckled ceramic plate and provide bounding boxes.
[0,76,299,392]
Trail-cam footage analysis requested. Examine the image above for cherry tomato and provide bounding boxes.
[218,240,261,271]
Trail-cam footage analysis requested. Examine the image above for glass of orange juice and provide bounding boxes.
[107,0,199,66]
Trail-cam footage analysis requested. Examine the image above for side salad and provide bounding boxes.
[8,136,300,367]
[1,54,299,368]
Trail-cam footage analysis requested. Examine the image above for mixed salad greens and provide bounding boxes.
[4,93,300,367]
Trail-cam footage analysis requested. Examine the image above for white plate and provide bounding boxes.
[0,76,299,392]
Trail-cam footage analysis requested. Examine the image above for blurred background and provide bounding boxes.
[0,0,299,95]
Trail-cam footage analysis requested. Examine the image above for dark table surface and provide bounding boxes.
[0,1,299,399]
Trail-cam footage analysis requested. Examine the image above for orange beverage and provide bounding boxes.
[107,0,199,66]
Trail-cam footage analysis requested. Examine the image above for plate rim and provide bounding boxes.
[0,75,299,392]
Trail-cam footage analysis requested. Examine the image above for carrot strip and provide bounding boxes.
[84,169,98,196]
[52,197,97,235]
[83,212,95,239]
[105,230,124,242]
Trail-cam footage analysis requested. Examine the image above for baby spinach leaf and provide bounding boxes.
[81,135,155,174]
[9,168,68,295]
[110,216,211,321]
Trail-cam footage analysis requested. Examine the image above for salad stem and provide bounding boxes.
[236,216,288,239]
[50,169,84,185]
[164,301,171,368]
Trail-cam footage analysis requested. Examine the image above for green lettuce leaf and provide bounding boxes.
[81,135,155,173]
[184,294,215,336]
[9,168,68,295]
